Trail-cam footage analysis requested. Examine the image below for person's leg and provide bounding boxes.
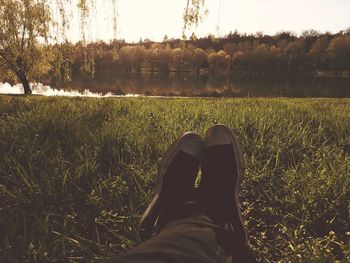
[105,127,256,262]
[198,124,256,262]
[105,214,226,263]
[105,132,227,262]
[138,132,203,238]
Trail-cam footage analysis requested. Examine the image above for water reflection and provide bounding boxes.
[61,72,350,98]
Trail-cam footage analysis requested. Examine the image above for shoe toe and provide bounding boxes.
[181,135,202,157]
[204,125,232,147]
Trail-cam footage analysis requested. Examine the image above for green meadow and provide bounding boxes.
[0,95,349,262]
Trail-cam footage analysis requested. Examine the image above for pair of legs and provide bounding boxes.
[106,125,256,262]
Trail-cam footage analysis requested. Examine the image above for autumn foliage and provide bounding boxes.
[43,30,350,87]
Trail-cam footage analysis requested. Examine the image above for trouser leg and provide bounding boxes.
[105,215,226,263]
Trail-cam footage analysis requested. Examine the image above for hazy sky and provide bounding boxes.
[65,0,350,42]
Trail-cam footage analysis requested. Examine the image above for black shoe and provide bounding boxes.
[138,132,202,239]
[198,124,248,249]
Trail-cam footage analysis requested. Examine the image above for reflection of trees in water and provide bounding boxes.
[61,73,350,98]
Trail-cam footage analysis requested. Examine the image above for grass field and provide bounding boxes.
[0,95,349,262]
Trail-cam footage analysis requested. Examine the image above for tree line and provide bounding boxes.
[2,29,350,93]
[50,30,350,85]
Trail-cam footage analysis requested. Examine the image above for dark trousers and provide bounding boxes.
[105,215,227,263]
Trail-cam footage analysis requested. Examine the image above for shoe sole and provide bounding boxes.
[138,132,202,237]
[204,124,247,244]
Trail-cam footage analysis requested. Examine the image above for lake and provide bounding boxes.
[1,72,349,97]
[60,72,350,98]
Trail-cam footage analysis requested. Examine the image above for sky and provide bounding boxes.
[63,0,350,43]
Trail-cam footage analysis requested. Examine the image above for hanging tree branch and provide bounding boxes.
[182,0,207,40]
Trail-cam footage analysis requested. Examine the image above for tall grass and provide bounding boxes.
[0,95,349,262]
